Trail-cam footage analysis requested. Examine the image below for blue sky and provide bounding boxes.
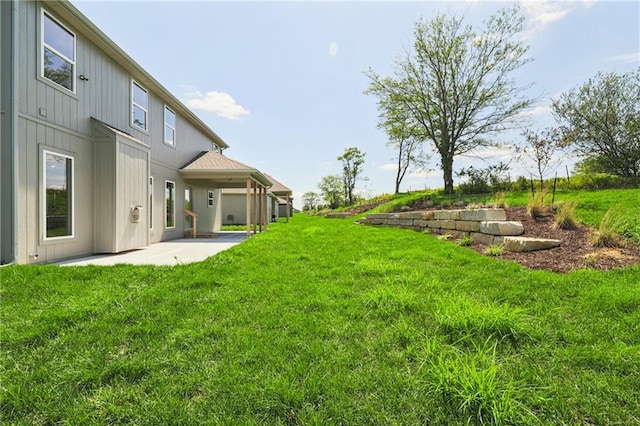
[71,0,639,208]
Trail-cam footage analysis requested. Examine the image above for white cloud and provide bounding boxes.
[608,52,640,64]
[520,105,552,117]
[329,41,338,57]
[380,163,398,171]
[467,145,516,160]
[521,0,593,37]
[409,170,441,178]
[183,90,249,120]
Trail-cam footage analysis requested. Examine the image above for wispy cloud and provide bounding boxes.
[521,0,594,37]
[409,170,441,179]
[380,163,398,171]
[520,105,552,117]
[183,90,249,120]
[467,145,515,160]
[608,52,640,64]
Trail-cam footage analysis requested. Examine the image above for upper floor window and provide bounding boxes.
[164,106,176,146]
[42,10,75,92]
[132,81,148,131]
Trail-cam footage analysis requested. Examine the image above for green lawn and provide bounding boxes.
[2,194,640,424]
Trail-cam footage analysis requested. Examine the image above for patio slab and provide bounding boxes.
[57,232,248,266]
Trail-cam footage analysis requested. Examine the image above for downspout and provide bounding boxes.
[11,0,18,263]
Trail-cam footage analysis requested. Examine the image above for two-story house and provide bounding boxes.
[0,0,273,265]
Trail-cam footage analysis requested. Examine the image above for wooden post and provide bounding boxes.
[252,181,257,235]
[286,194,290,222]
[258,185,263,233]
[246,177,251,237]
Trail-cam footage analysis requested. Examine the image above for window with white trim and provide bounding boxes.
[164,106,176,146]
[149,176,154,230]
[42,10,76,92]
[208,190,215,207]
[165,180,175,228]
[132,81,148,131]
[43,150,74,239]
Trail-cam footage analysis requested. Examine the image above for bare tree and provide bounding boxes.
[517,128,565,190]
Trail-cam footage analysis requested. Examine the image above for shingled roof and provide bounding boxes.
[180,151,272,187]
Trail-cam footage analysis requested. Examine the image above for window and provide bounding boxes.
[164,106,176,146]
[165,181,175,228]
[149,176,154,229]
[132,81,148,131]
[208,190,215,207]
[42,10,75,92]
[43,150,74,239]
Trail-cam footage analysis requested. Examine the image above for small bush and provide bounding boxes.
[590,210,623,248]
[527,191,549,218]
[584,252,601,269]
[490,191,508,209]
[437,233,453,241]
[484,244,504,256]
[457,235,474,246]
[553,201,579,230]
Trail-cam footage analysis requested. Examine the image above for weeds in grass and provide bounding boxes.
[457,235,474,247]
[553,201,579,230]
[590,210,623,247]
[484,244,504,256]
[527,191,548,218]
[437,234,453,241]
[584,252,601,269]
[433,295,530,343]
[365,285,416,319]
[424,342,536,425]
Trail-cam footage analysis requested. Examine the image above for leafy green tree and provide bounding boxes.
[318,174,344,209]
[338,147,366,205]
[517,127,565,190]
[552,68,640,178]
[376,90,426,194]
[366,6,534,194]
[302,191,321,211]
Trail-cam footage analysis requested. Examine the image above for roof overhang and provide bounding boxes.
[180,151,272,188]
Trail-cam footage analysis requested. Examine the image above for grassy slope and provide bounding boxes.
[2,196,640,424]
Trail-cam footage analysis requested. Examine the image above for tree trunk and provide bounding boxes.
[442,156,454,195]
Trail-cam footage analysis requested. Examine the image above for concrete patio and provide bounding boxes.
[57,232,248,266]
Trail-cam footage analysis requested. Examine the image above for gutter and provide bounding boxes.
[10,0,18,263]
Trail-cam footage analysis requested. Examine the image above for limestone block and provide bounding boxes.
[389,219,414,227]
[369,219,383,225]
[456,220,481,232]
[492,236,504,245]
[460,208,506,221]
[450,210,462,220]
[427,220,440,228]
[470,232,494,245]
[399,212,424,220]
[434,210,452,220]
[440,220,457,230]
[504,237,561,252]
[366,213,391,219]
[480,221,524,236]
[414,220,430,228]
[421,211,435,219]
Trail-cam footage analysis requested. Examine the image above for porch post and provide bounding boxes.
[262,186,268,231]
[252,181,257,235]
[246,177,251,237]
[258,185,263,233]
[286,194,291,222]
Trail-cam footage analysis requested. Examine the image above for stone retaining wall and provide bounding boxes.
[359,208,523,245]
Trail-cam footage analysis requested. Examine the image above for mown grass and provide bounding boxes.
[2,211,640,424]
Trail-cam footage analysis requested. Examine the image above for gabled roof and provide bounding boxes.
[180,151,272,187]
[263,174,292,196]
[48,1,229,149]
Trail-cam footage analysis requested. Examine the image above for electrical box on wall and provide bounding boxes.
[131,205,143,223]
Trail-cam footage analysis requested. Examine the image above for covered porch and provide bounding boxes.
[180,151,272,237]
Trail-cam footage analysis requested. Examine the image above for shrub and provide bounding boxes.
[490,191,508,209]
[590,210,623,247]
[457,235,474,246]
[527,191,549,218]
[484,244,504,256]
[553,201,579,230]
[437,233,453,241]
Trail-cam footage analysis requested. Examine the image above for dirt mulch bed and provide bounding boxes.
[467,206,640,273]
